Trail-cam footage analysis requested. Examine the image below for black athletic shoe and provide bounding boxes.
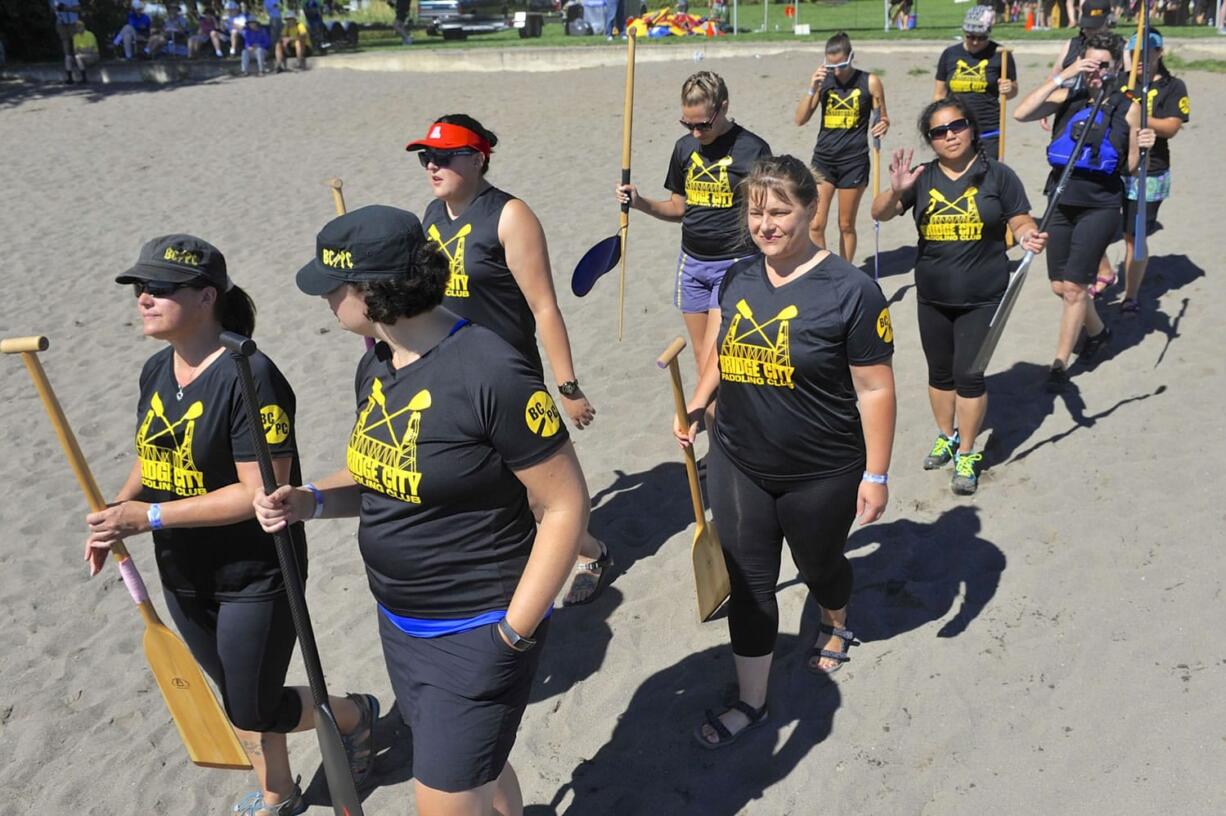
[1079,325,1112,362]
[1046,361,1069,393]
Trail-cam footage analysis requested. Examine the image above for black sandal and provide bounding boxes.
[562,540,613,606]
[808,623,859,675]
[692,701,769,750]
[342,692,379,789]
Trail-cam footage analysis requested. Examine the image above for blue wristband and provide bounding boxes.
[147,503,164,530]
[862,471,888,485]
[303,483,324,519]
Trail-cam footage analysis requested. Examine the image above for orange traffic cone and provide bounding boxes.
[1025,8,1035,28]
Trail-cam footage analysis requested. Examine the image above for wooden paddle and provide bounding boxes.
[1,335,250,770]
[617,31,637,342]
[870,107,881,279]
[1128,6,1146,88]
[1000,48,1014,248]
[326,177,376,353]
[657,337,729,622]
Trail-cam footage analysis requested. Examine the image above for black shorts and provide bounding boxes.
[1045,204,1121,285]
[812,153,871,189]
[378,612,549,793]
[1122,197,1163,237]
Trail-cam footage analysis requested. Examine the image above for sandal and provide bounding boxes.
[692,700,769,750]
[232,777,306,816]
[1089,271,1117,299]
[1120,298,1140,316]
[342,692,380,789]
[808,623,859,675]
[562,540,613,606]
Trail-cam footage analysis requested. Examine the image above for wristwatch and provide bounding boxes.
[498,618,537,653]
[557,379,581,398]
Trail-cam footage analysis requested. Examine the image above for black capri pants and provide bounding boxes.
[164,591,302,734]
[1045,203,1122,285]
[707,438,861,658]
[916,300,997,398]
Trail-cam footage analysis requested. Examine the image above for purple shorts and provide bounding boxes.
[674,252,742,314]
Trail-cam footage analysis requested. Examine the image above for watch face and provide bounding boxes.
[558,381,579,397]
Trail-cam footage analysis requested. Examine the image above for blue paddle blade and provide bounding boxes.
[571,234,622,297]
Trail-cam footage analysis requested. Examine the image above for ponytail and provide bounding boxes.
[214,284,257,337]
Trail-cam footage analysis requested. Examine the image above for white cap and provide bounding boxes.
[131,0,144,9]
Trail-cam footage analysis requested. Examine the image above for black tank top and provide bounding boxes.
[422,186,542,375]
[1061,33,1086,70]
[813,69,872,164]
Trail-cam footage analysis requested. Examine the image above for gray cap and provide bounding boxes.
[963,4,994,34]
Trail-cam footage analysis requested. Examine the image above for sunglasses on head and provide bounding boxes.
[927,118,971,140]
[417,148,478,169]
[679,111,719,132]
[132,280,199,298]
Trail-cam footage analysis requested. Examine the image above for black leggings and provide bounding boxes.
[916,300,997,398]
[706,439,861,658]
[164,591,302,733]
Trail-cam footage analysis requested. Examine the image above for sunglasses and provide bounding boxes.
[679,112,719,132]
[825,51,854,69]
[417,148,478,169]
[132,280,198,298]
[927,118,971,140]
[1088,60,1113,71]
[963,32,988,41]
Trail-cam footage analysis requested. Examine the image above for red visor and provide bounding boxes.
[405,123,491,156]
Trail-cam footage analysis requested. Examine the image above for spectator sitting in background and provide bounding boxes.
[241,16,271,75]
[114,0,152,60]
[223,0,246,55]
[275,8,311,71]
[72,20,99,78]
[147,3,190,58]
[189,5,226,57]
[50,0,81,83]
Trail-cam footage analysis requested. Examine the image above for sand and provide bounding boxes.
[1,40,1223,815]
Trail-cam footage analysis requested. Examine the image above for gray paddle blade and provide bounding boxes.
[970,253,1034,375]
[315,702,365,816]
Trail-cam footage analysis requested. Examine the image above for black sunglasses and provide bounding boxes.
[963,31,988,41]
[132,280,198,298]
[927,118,972,140]
[679,112,719,132]
[417,148,478,169]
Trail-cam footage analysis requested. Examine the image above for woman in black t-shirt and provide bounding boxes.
[793,31,890,262]
[1119,29,1189,315]
[85,235,376,816]
[616,70,772,373]
[407,113,609,606]
[256,205,589,812]
[676,156,896,748]
[933,6,1018,160]
[872,98,1047,496]
[1014,31,1154,391]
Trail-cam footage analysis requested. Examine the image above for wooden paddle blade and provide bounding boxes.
[143,621,250,769]
[571,234,622,297]
[314,703,365,816]
[692,521,730,622]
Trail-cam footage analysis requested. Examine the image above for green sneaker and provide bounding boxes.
[923,431,959,470]
[952,451,983,495]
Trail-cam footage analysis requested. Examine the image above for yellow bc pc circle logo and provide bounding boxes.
[261,405,291,444]
[525,391,561,438]
[876,308,893,343]
[1178,96,1190,115]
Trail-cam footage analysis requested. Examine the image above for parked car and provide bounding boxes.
[417,0,560,39]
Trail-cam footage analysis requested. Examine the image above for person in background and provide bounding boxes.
[189,4,226,58]
[114,0,153,60]
[224,0,246,56]
[72,19,100,79]
[264,0,283,46]
[933,5,1018,159]
[147,3,190,58]
[242,16,271,75]
[50,0,81,83]
[392,0,414,43]
[275,7,311,71]
[606,0,627,38]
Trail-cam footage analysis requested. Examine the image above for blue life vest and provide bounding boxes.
[1046,102,1120,174]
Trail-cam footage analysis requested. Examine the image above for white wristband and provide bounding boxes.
[303,483,324,520]
[862,471,888,485]
[1051,76,1065,91]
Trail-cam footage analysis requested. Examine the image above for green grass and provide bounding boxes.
[1166,53,1226,72]
[907,65,927,75]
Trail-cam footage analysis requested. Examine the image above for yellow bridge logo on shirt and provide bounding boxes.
[877,307,893,343]
[822,88,862,130]
[347,381,430,504]
[136,392,207,496]
[525,390,561,438]
[685,153,735,208]
[949,59,989,94]
[719,299,796,389]
[427,223,472,298]
[261,404,290,445]
[921,187,983,241]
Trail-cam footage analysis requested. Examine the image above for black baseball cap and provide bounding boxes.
[116,234,231,289]
[296,205,426,296]
[1079,0,1111,30]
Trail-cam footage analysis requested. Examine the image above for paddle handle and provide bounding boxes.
[657,339,707,528]
[618,32,636,343]
[998,48,1009,162]
[870,108,881,198]
[327,177,346,216]
[1134,1,1150,262]
[1128,5,1145,88]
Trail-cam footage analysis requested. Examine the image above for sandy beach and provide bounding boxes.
[1,40,1223,815]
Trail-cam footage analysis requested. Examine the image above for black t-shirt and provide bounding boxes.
[812,68,873,164]
[712,254,894,480]
[901,157,1030,307]
[935,41,1018,135]
[664,123,772,261]
[423,186,542,375]
[348,325,569,618]
[135,346,304,600]
[1045,88,1131,209]
[1128,74,1189,174]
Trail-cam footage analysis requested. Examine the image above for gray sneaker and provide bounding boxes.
[951,451,983,496]
[923,431,959,470]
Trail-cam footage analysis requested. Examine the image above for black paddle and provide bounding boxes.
[220,332,366,816]
[970,78,1115,375]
